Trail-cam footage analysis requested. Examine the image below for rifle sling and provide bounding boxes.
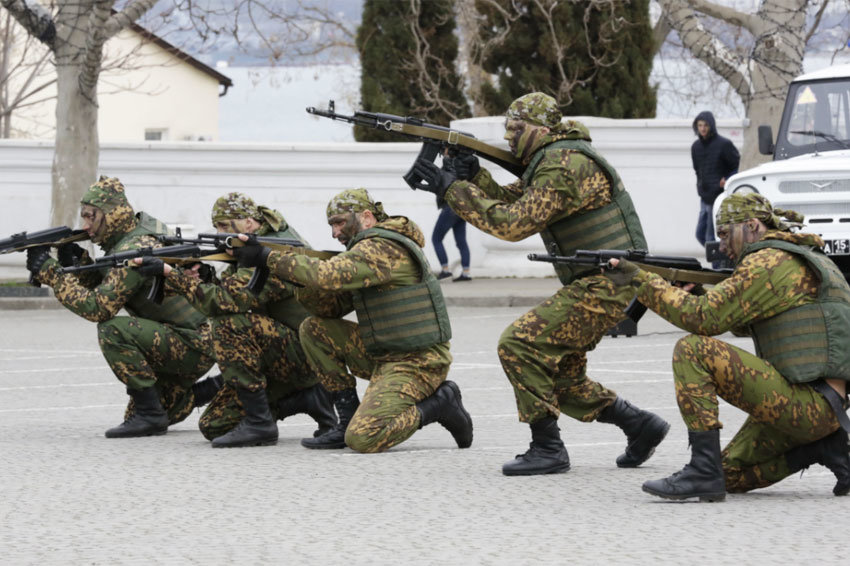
[395,123,522,169]
[634,262,728,285]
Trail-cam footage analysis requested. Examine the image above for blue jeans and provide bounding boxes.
[432,205,470,269]
[696,201,716,247]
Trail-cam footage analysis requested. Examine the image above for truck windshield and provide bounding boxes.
[774,77,850,159]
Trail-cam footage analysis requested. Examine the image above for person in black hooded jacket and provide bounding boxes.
[691,110,740,246]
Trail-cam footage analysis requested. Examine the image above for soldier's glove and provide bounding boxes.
[26,245,52,276]
[232,241,271,269]
[136,257,166,278]
[410,157,457,199]
[603,258,640,286]
[57,242,87,267]
[451,152,480,181]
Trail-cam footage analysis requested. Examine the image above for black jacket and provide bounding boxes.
[691,111,740,205]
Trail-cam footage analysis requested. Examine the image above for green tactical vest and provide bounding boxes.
[347,227,452,355]
[745,239,850,384]
[113,212,208,330]
[523,139,647,285]
[257,223,312,331]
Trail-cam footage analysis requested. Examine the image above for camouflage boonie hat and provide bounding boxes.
[80,176,130,212]
[326,188,388,221]
[716,193,804,231]
[505,92,562,129]
[211,192,260,223]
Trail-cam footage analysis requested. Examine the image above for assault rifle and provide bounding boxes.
[159,230,338,295]
[62,244,209,303]
[528,249,731,323]
[306,100,525,189]
[0,226,90,286]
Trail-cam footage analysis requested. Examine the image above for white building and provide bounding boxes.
[5,20,232,142]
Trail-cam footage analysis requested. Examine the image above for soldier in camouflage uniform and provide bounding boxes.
[411,92,669,476]
[232,188,474,453]
[606,193,850,501]
[25,177,218,438]
[154,192,336,448]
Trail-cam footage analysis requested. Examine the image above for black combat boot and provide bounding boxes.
[276,384,338,437]
[211,387,279,448]
[300,388,360,449]
[502,416,571,476]
[105,387,169,438]
[192,374,223,408]
[786,429,850,496]
[416,380,474,448]
[642,429,726,502]
[597,397,671,467]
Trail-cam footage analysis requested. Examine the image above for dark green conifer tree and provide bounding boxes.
[355,0,470,141]
[476,0,656,118]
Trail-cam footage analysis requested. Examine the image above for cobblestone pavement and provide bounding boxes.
[0,306,845,565]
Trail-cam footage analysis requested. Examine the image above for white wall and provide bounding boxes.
[0,117,745,279]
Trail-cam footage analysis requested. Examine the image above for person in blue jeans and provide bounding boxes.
[432,196,471,281]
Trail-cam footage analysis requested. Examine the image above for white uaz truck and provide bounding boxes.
[710,64,850,277]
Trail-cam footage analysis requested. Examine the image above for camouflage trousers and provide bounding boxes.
[199,313,318,440]
[498,274,634,423]
[97,317,215,425]
[672,334,840,492]
[299,316,450,453]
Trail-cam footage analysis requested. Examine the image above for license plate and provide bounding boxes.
[823,239,850,255]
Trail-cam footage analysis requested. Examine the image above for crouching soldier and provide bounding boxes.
[25,177,218,438]
[232,188,473,453]
[145,192,336,448]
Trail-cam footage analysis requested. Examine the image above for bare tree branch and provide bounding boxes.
[103,0,159,40]
[805,0,829,43]
[652,6,672,54]
[686,0,762,33]
[658,0,752,99]
[0,0,56,47]
[78,0,114,102]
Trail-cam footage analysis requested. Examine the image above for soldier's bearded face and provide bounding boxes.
[80,205,106,243]
[329,212,362,246]
[214,218,256,234]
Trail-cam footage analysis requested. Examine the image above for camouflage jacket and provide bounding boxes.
[632,230,822,335]
[445,128,612,242]
[165,222,303,318]
[37,216,165,323]
[268,216,425,318]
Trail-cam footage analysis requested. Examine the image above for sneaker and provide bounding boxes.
[453,274,472,282]
[437,271,452,280]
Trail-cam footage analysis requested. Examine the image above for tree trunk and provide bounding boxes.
[49,2,99,228]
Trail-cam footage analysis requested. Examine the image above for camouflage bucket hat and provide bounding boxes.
[211,192,260,223]
[326,188,388,221]
[505,92,562,129]
[80,176,130,212]
[716,193,805,231]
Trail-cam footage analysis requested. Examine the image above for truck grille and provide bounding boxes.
[778,179,850,193]
[775,202,850,217]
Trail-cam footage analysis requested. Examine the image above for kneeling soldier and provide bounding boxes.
[158,193,337,448]
[233,188,473,453]
[606,193,850,500]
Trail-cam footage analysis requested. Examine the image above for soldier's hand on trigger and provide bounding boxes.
[451,152,480,181]
[411,157,457,199]
[57,242,87,267]
[231,233,270,269]
[603,258,640,286]
[131,257,172,278]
